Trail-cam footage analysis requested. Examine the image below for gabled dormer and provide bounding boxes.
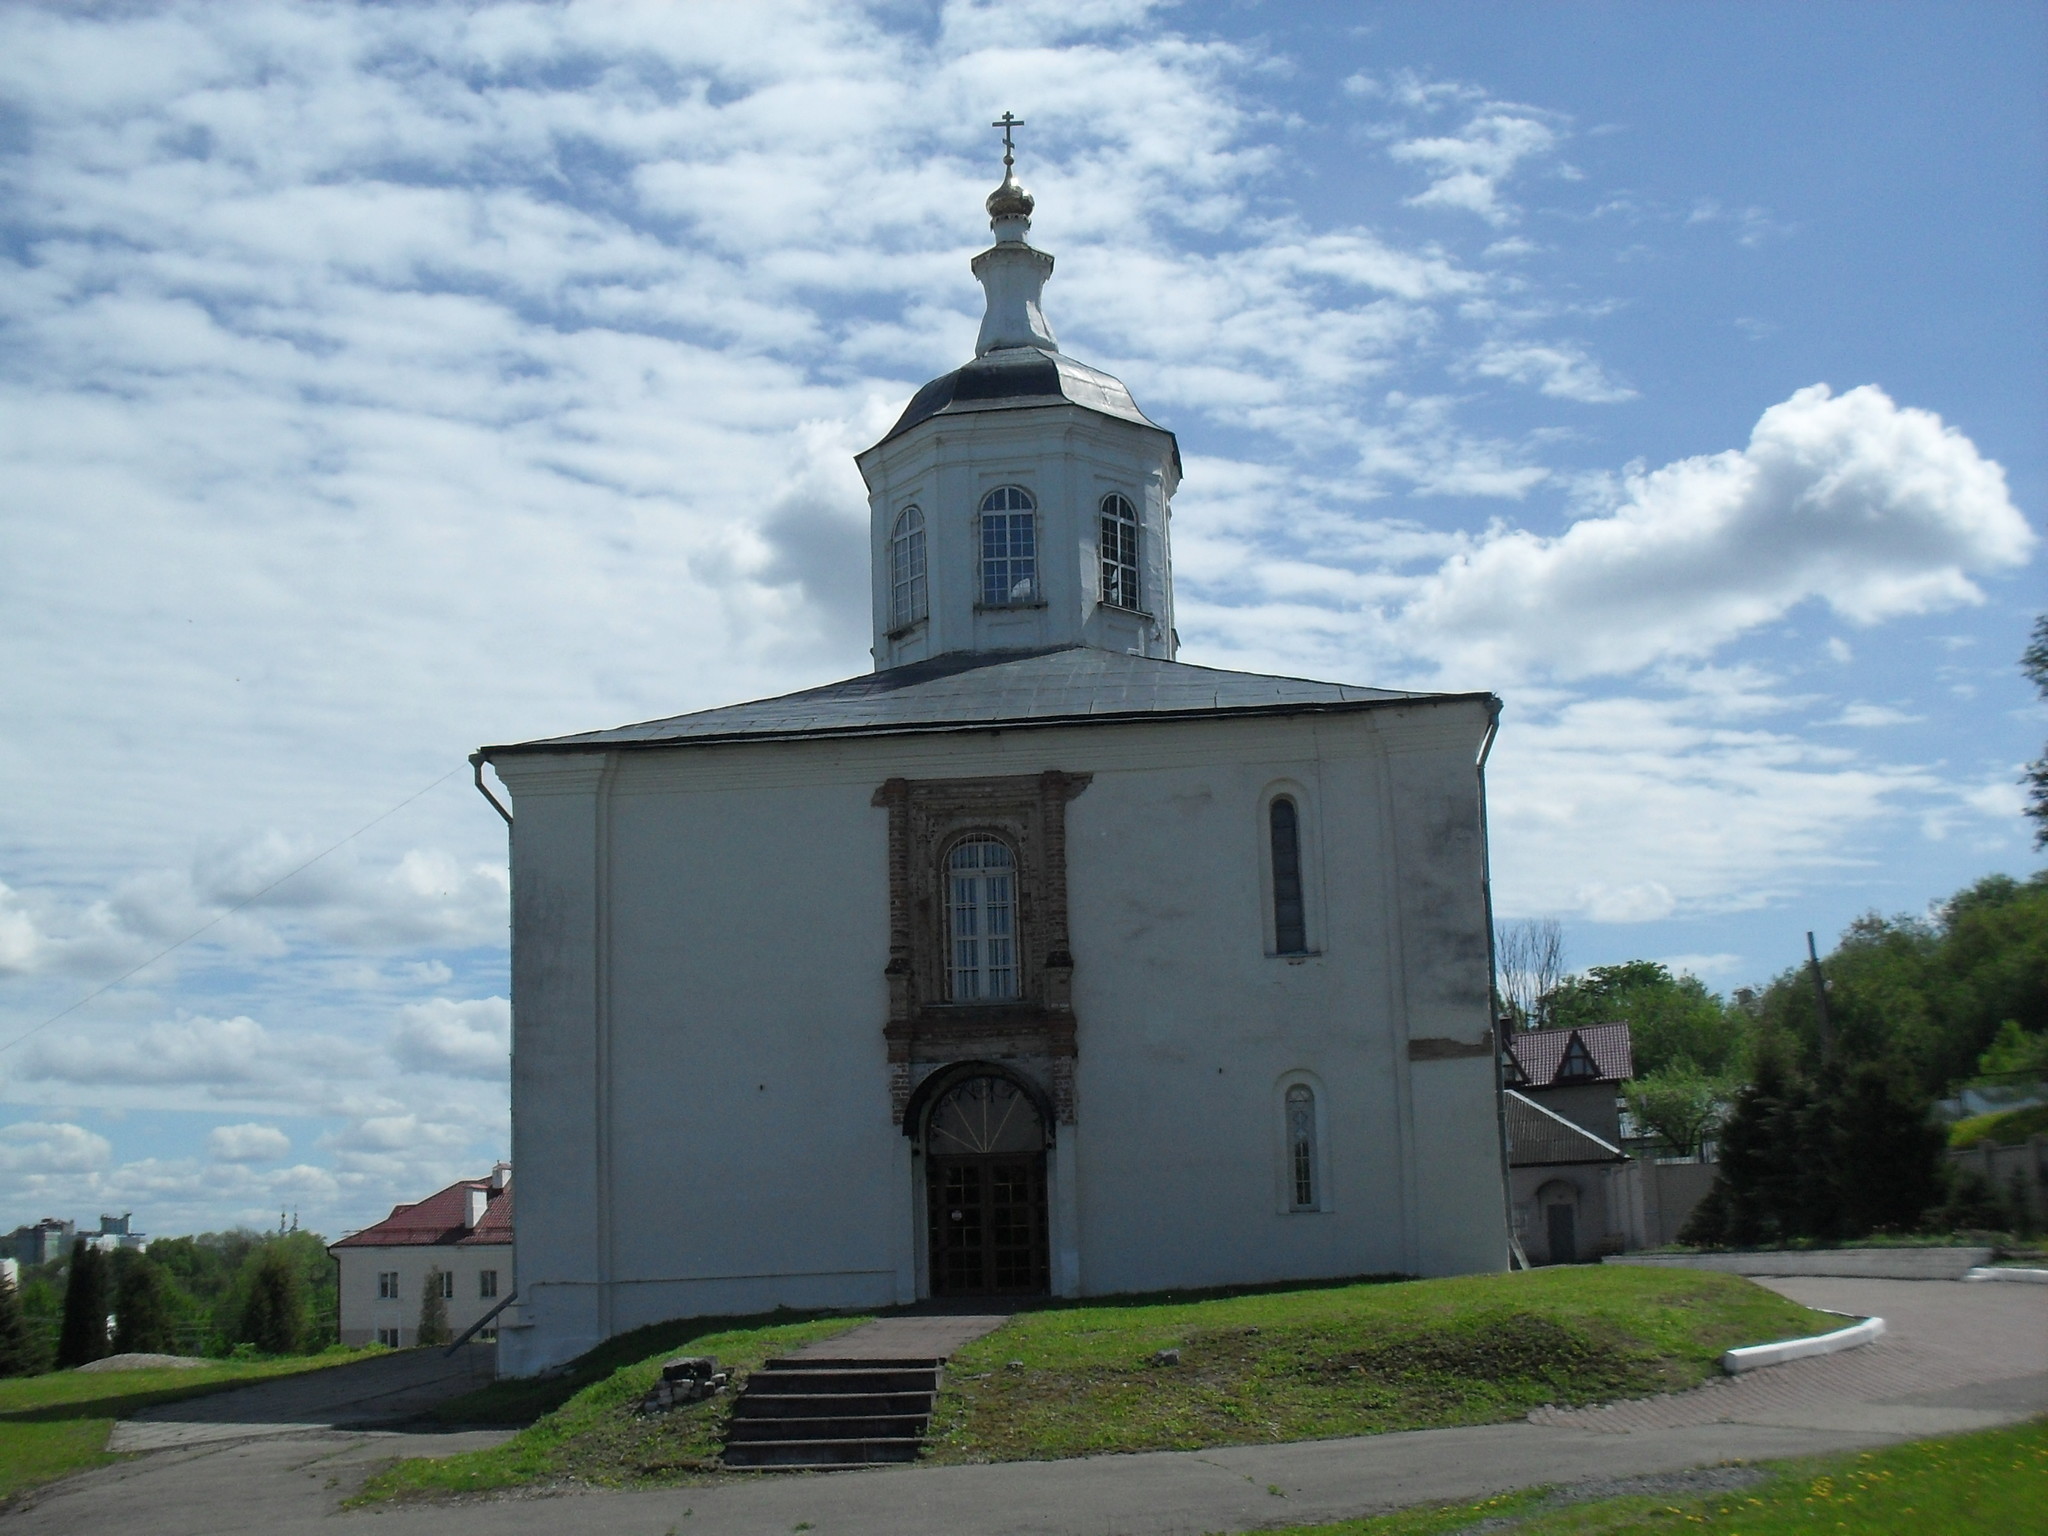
[857,141,1181,671]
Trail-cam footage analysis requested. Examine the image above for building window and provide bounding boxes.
[1099,493,1139,610]
[479,1269,499,1300]
[1286,1084,1318,1211]
[377,1326,401,1348]
[436,1270,455,1300]
[377,1271,399,1300]
[979,486,1037,605]
[947,834,1018,1001]
[1269,797,1307,955]
[889,506,927,629]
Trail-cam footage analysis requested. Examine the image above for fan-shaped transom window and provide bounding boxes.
[890,506,927,629]
[1286,1083,1318,1210]
[947,834,1018,1000]
[1099,492,1139,611]
[1269,797,1307,955]
[927,1074,1045,1155]
[979,486,1037,606]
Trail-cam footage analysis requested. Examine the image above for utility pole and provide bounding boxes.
[1806,931,1834,1064]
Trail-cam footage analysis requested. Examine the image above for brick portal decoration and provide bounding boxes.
[873,770,1090,1126]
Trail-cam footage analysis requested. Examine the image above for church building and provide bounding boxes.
[477,135,1511,1378]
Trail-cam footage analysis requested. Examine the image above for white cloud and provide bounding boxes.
[1469,340,1635,403]
[1389,111,1559,225]
[1404,385,2033,681]
[207,1122,291,1163]
[390,997,510,1078]
[1829,703,1923,728]
[11,1013,368,1094]
[0,1121,112,1175]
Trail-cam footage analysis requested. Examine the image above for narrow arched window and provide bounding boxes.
[947,835,1018,1000]
[1099,493,1139,610]
[1270,797,1307,955]
[979,486,1037,606]
[1286,1084,1318,1211]
[889,506,927,629]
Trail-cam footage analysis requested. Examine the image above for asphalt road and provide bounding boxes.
[7,1275,2043,1536]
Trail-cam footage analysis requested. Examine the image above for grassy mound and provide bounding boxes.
[1950,1101,2048,1148]
[357,1311,869,1502]
[1265,1415,2048,1534]
[923,1266,1828,1463]
[362,1267,1828,1500]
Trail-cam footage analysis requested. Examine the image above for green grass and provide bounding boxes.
[1950,1101,2048,1148]
[355,1311,872,1502]
[0,1348,379,1505]
[923,1267,1828,1463]
[1263,1415,2048,1534]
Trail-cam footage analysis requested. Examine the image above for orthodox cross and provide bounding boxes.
[991,111,1025,171]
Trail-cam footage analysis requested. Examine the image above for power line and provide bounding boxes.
[0,766,465,1057]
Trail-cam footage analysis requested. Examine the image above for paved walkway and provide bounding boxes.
[107,1343,499,1452]
[7,1277,2042,1536]
[784,1313,1013,1360]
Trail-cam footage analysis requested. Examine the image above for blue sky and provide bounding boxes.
[0,1,2040,1238]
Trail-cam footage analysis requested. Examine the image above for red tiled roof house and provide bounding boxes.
[329,1164,512,1348]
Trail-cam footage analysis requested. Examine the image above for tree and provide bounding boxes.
[1623,1061,1731,1159]
[1495,918,1565,1029]
[2023,613,2047,847]
[55,1241,110,1368]
[112,1254,180,1356]
[0,1269,36,1378]
[234,1245,304,1355]
[1546,962,1751,1078]
[417,1268,451,1348]
[1832,1060,1947,1235]
[1976,1019,2048,1079]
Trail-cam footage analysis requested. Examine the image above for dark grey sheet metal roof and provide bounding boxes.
[872,347,1175,459]
[1505,1091,1626,1167]
[481,646,1484,756]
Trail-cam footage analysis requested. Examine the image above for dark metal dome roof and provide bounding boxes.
[873,346,1173,453]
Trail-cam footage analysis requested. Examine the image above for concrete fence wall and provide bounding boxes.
[1614,1157,1720,1252]
[1944,1136,2047,1222]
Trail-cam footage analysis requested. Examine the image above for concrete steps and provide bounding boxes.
[720,1357,942,1469]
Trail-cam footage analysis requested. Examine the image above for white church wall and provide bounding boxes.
[492,699,1505,1376]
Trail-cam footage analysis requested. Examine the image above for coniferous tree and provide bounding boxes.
[112,1254,179,1356]
[0,1268,36,1378]
[55,1241,110,1368]
[234,1245,304,1355]
[416,1268,451,1348]
[1833,1060,1946,1234]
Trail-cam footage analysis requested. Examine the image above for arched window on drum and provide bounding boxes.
[947,834,1019,1001]
[889,506,927,630]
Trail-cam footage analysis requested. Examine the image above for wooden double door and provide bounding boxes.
[923,1074,1050,1297]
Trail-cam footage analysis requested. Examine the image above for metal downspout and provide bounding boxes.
[1475,699,1524,1269]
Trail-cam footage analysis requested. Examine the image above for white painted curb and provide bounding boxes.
[1965,1266,2048,1284]
[1721,1314,1884,1375]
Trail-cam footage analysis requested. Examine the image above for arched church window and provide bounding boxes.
[947,834,1018,1000]
[1270,797,1308,955]
[927,1074,1045,1156]
[1286,1083,1319,1210]
[979,486,1037,606]
[1099,493,1139,610]
[890,506,927,629]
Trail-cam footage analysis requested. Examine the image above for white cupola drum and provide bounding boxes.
[857,114,1182,670]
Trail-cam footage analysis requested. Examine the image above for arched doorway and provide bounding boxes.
[923,1073,1050,1297]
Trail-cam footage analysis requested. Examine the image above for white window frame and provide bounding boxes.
[377,1326,401,1348]
[889,505,927,630]
[978,485,1038,607]
[377,1270,399,1300]
[946,833,1020,1001]
[479,1268,499,1300]
[1099,492,1140,611]
[1276,1071,1332,1214]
